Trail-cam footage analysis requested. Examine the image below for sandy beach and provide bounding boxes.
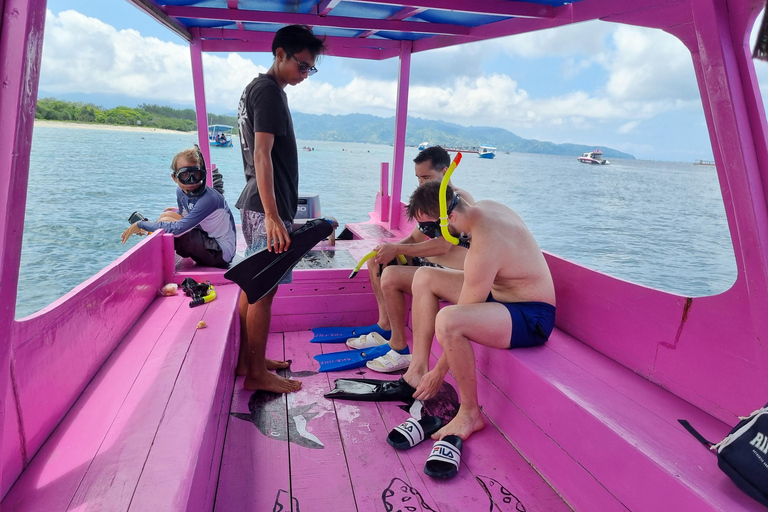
[34,119,195,134]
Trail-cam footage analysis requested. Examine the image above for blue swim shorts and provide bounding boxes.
[487,296,556,349]
[240,209,294,285]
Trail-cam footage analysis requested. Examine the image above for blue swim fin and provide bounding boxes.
[310,324,391,343]
[314,344,408,372]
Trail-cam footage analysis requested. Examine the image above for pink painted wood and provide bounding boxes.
[0,0,47,491]
[469,329,760,511]
[389,41,411,230]
[279,332,358,511]
[215,334,290,512]
[190,28,213,183]
[380,162,390,222]
[164,6,471,36]
[0,284,241,512]
[129,284,240,512]
[2,234,167,498]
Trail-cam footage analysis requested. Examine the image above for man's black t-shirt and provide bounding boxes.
[236,73,298,221]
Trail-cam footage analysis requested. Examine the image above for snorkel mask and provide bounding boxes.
[439,153,463,245]
[175,165,206,196]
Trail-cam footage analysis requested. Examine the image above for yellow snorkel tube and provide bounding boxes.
[439,152,463,245]
[349,251,408,279]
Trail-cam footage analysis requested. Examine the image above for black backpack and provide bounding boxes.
[680,404,768,508]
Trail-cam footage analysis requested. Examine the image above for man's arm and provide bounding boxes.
[374,227,456,263]
[457,240,498,305]
[253,131,290,252]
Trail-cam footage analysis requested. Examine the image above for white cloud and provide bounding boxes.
[618,120,641,134]
[40,10,264,112]
[37,9,717,158]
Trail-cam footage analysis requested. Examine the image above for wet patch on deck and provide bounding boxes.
[295,249,357,269]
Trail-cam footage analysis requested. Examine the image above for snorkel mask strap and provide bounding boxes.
[439,152,462,245]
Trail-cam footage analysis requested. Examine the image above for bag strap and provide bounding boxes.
[678,419,716,449]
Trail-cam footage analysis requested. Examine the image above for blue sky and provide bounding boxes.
[39,1,768,161]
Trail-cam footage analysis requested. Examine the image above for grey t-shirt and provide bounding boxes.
[236,73,298,222]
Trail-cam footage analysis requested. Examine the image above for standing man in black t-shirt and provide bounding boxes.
[236,25,325,393]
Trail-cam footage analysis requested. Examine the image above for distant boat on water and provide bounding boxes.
[208,124,234,147]
[418,141,429,150]
[479,145,496,159]
[578,149,609,165]
[694,159,716,166]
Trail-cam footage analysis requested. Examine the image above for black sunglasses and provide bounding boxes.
[286,50,318,76]
[175,166,205,185]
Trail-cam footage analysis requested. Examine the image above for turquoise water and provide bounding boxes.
[16,124,736,318]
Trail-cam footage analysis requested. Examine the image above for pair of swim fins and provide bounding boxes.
[324,377,416,403]
[314,343,408,372]
[309,323,391,343]
[224,218,334,304]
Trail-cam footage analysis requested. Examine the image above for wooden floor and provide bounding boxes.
[214,329,572,512]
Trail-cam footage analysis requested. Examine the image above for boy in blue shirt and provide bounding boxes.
[121,148,237,268]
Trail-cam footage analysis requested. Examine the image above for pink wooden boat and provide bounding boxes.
[2,0,767,510]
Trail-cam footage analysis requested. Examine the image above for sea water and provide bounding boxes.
[16,124,736,318]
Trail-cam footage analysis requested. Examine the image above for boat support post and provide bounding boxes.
[389,41,412,230]
[0,0,47,495]
[190,27,213,186]
[690,0,768,343]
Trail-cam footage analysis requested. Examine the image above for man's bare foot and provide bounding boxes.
[402,365,428,389]
[266,358,291,370]
[237,359,290,375]
[244,371,302,393]
[432,407,485,441]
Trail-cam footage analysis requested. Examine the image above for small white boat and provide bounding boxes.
[417,141,429,150]
[578,149,609,165]
[479,145,496,159]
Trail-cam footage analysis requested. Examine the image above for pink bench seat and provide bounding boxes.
[469,328,760,511]
[1,283,240,512]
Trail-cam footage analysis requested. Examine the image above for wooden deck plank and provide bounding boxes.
[66,298,206,511]
[214,334,291,512]
[1,295,184,512]
[319,360,414,512]
[282,331,358,512]
[439,369,573,512]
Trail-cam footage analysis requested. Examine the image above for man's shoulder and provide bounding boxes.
[248,74,280,94]
[454,187,475,205]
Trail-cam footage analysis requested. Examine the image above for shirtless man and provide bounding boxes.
[402,180,556,441]
[357,147,474,371]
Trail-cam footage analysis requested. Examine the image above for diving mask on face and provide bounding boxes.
[418,221,441,238]
[174,166,205,185]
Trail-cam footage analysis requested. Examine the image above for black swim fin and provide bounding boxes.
[225,219,334,304]
[324,377,416,403]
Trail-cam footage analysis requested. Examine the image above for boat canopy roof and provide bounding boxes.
[208,124,233,131]
[125,0,730,59]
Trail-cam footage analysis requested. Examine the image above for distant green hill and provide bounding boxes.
[293,112,635,160]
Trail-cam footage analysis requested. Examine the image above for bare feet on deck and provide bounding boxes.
[266,358,291,371]
[432,406,485,441]
[243,371,302,393]
[236,358,290,376]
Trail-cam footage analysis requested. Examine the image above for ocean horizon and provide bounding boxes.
[15,123,737,318]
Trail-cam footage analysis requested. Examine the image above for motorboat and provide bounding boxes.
[578,149,609,164]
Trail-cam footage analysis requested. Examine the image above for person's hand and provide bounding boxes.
[121,222,147,243]
[374,243,398,264]
[265,214,291,253]
[413,369,444,401]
